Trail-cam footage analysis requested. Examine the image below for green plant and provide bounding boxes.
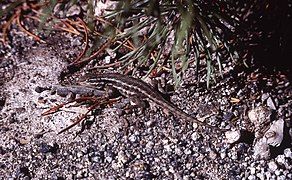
[0,0,239,88]
[104,0,239,88]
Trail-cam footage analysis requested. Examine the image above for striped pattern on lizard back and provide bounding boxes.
[82,73,222,130]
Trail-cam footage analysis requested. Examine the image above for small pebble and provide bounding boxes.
[250,167,256,175]
[253,138,270,159]
[265,171,272,179]
[175,147,182,156]
[18,138,30,145]
[248,175,256,180]
[225,130,241,144]
[105,156,112,163]
[77,152,83,158]
[117,151,127,164]
[261,93,269,102]
[267,97,276,110]
[209,150,217,160]
[223,112,234,121]
[265,119,284,147]
[284,148,292,159]
[191,132,200,141]
[275,155,286,165]
[220,151,226,159]
[184,148,192,155]
[278,175,286,180]
[275,169,281,176]
[248,106,271,129]
[268,161,278,172]
[128,134,137,143]
[164,144,172,152]
[256,172,264,180]
[104,56,111,63]
[229,150,238,160]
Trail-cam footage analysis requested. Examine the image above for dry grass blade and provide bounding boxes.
[54,20,80,35]
[16,10,46,43]
[57,102,100,134]
[71,37,114,66]
[57,97,119,134]
[42,97,97,116]
[71,18,89,64]
[1,12,18,44]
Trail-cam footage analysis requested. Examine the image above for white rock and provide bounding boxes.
[275,170,281,176]
[94,0,117,16]
[248,106,271,129]
[265,119,284,147]
[225,130,241,144]
[261,93,269,102]
[175,147,182,156]
[128,134,137,142]
[256,172,265,180]
[184,148,192,155]
[248,175,256,180]
[220,152,226,159]
[164,144,172,152]
[253,138,270,159]
[191,132,200,141]
[267,97,276,110]
[105,156,112,163]
[248,106,271,123]
[284,148,292,159]
[275,154,286,165]
[209,150,217,160]
[117,151,127,165]
[104,56,111,64]
[278,175,286,180]
[268,161,278,172]
[250,167,256,174]
[265,171,272,179]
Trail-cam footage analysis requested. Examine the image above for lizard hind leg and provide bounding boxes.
[104,84,121,98]
[124,96,149,115]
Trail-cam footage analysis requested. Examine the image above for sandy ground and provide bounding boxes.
[0,35,291,179]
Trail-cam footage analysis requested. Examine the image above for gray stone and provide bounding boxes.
[275,154,286,166]
[284,148,292,159]
[265,119,284,147]
[261,93,269,102]
[253,138,270,159]
[66,5,81,17]
[267,97,276,110]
